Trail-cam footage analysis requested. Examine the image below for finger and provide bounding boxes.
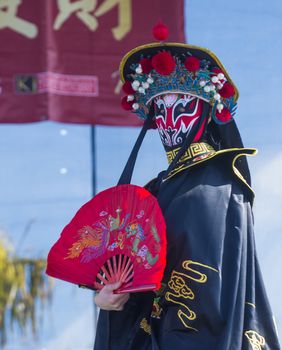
[109,295,127,307]
[115,306,124,311]
[113,295,130,308]
[119,293,130,304]
[104,281,122,292]
[112,302,126,311]
[111,292,129,303]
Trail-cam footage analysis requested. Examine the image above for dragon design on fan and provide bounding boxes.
[64,224,108,262]
[65,208,160,269]
[126,222,159,268]
[65,209,130,263]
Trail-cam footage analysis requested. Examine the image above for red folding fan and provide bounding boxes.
[46,184,167,293]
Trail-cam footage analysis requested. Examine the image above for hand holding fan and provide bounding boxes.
[46,184,167,293]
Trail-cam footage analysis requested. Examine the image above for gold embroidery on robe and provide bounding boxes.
[245,301,256,309]
[245,330,265,350]
[140,318,151,335]
[165,259,219,331]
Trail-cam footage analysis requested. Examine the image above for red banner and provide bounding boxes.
[0,0,184,126]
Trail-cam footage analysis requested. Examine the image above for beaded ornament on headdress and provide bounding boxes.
[121,23,237,125]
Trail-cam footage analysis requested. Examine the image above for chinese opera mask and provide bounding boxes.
[153,93,209,153]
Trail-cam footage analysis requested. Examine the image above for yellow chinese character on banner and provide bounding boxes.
[111,70,123,94]
[95,0,132,40]
[0,0,38,38]
[54,0,98,31]
[54,0,132,40]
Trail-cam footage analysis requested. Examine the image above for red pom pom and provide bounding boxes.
[121,96,133,111]
[122,81,135,95]
[152,22,169,41]
[140,58,153,74]
[215,108,232,122]
[184,56,200,72]
[220,82,235,98]
[151,51,176,76]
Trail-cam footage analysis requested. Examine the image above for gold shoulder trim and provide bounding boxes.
[164,147,257,197]
[231,149,258,195]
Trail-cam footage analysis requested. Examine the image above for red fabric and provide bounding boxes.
[46,184,167,293]
[152,51,176,76]
[0,0,185,126]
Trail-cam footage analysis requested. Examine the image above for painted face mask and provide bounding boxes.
[153,93,206,152]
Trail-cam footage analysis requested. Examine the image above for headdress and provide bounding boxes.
[120,25,238,125]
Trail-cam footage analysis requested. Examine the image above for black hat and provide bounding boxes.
[120,42,238,125]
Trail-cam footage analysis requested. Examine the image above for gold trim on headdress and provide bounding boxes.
[119,42,239,102]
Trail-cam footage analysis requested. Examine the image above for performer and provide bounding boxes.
[94,36,281,349]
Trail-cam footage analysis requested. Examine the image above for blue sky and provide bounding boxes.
[1,0,282,348]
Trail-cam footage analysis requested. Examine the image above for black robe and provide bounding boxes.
[94,148,280,350]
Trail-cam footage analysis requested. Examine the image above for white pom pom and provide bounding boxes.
[204,85,211,93]
[132,103,139,110]
[210,85,216,91]
[217,73,225,80]
[135,67,142,74]
[142,82,149,89]
[217,83,223,90]
[127,95,134,102]
[211,76,219,83]
[217,103,224,112]
[147,77,154,84]
[214,93,221,100]
[132,80,140,87]
[199,80,206,87]
[138,87,145,94]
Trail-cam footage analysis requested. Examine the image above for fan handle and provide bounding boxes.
[115,283,158,294]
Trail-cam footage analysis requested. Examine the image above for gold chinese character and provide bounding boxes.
[54,0,132,40]
[0,0,38,38]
